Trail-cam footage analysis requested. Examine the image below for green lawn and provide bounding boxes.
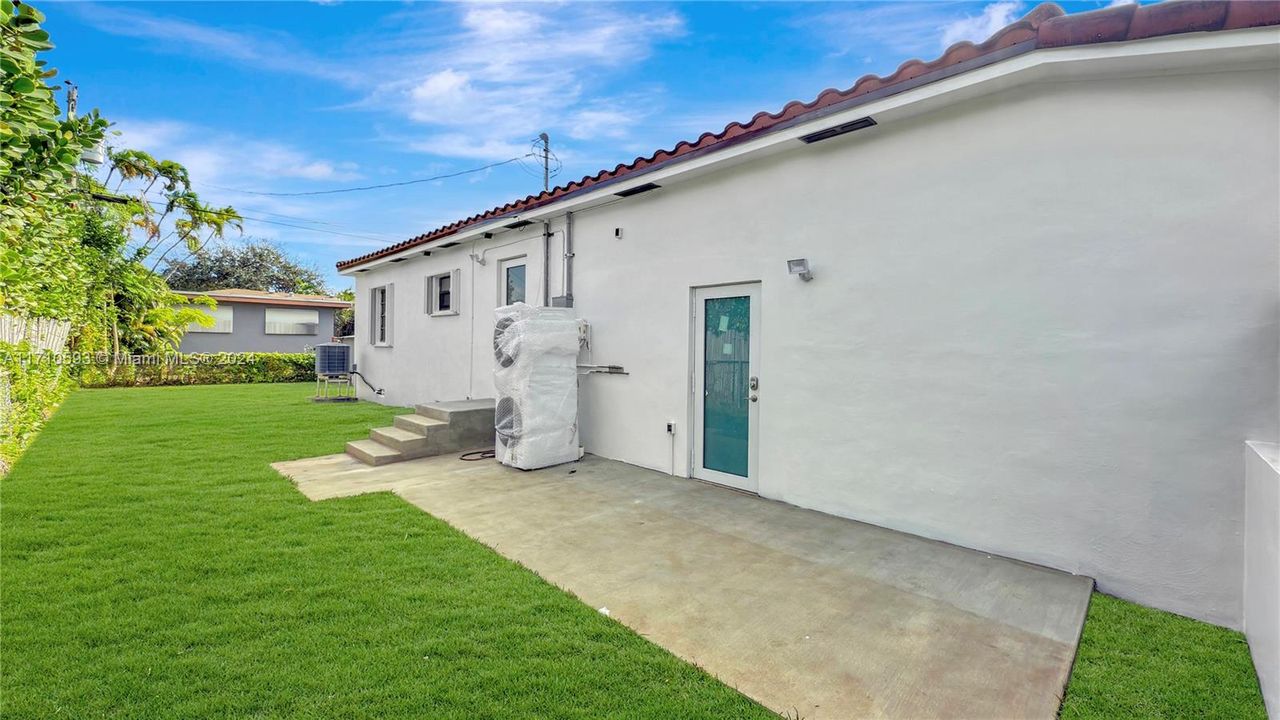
[1,383,1267,719]
[1,384,771,719]
[1062,592,1266,719]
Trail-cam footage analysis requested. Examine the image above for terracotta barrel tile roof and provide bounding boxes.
[337,0,1280,271]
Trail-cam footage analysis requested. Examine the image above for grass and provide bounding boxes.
[1061,592,1266,719]
[1,383,772,719]
[0,383,1268,719]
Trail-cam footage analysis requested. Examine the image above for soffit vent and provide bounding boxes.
[614,182,661,198]
[504,220,533,230]
[799,116,877,144]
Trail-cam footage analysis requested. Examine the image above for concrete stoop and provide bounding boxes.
[345,398,495,466]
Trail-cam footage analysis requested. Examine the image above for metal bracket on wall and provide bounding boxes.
[578,364,628,375]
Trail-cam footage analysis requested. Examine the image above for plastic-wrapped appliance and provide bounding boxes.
[493,303,584,469]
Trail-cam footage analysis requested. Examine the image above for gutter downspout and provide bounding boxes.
[542,221,551,306]
[467,238,477,399]
[561,211,574,308]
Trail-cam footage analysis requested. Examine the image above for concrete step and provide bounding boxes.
[347,399,495,466]
[415,398,496,430]
[370,425,431,455]
[393,413,448,434]
[345,439,403,466]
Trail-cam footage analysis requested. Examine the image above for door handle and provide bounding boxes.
[748,394,758,402]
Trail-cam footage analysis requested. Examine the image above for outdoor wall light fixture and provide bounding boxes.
[787,258,813,281]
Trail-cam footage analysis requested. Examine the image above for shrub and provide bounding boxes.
[77,353,315,388]
[0,342,76,474]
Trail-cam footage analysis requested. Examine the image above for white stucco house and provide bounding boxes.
[338,1,1280,703]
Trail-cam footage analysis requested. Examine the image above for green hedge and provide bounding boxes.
[77,353,316,388]
[0,342,76,474]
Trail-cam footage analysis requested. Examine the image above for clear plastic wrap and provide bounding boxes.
[493,303,583,469]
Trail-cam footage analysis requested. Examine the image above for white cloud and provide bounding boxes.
[799,3,962,56]
[70,4,355,83]
[78,2,686,163]
[406,134,533,162]
[801,2,1027,58]
[110,119,361,192]
[939,2,1024,48]
[368,3,685,159]
[567,107,633,142]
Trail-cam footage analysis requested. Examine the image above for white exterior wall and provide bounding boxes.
[569,69,1279,627]
[348,65,1278,626]
[353,227,557,406]
[1246,442,1280,718]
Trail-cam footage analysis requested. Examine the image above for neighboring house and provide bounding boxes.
[177,289,351,353]
[338,0,1279,656]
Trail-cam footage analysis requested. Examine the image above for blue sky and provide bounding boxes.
[42,1,1128,290]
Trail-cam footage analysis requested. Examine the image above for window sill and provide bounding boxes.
[427,310,460,317]
[372,342,393,348]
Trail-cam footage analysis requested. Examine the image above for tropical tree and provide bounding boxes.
[164,239,329,295]
[0,0,109,319]
[2,0,237,360]
[333,288,355,336]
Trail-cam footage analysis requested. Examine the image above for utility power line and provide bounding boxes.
[114,142,560,246]
[204,155,536,198]
[140,199,395,244]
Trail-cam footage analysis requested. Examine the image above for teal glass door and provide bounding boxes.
[702,296,750,477]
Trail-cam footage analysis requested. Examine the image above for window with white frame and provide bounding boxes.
[187,305,233,333]
[369,284,393,346]
[427,270,461,316]
[500,256,527,306]
[264,307,320,335]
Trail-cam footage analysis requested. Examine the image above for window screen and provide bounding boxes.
[370,285,393,345]
[427,271,460,316]
[264,308,320,335]
[505,263,526,305]
[438,274,452,312]
[188,305,233,334]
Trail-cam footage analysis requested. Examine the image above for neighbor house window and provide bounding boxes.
[501,257,526,305]
[427,270,461,316]
[188,305,233,334]
[369,284,393,346]
[264,308,320,335]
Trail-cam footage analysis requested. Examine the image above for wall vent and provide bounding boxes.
[799,117,877,144]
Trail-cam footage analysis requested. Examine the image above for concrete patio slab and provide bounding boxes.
[273,452,1093,719]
